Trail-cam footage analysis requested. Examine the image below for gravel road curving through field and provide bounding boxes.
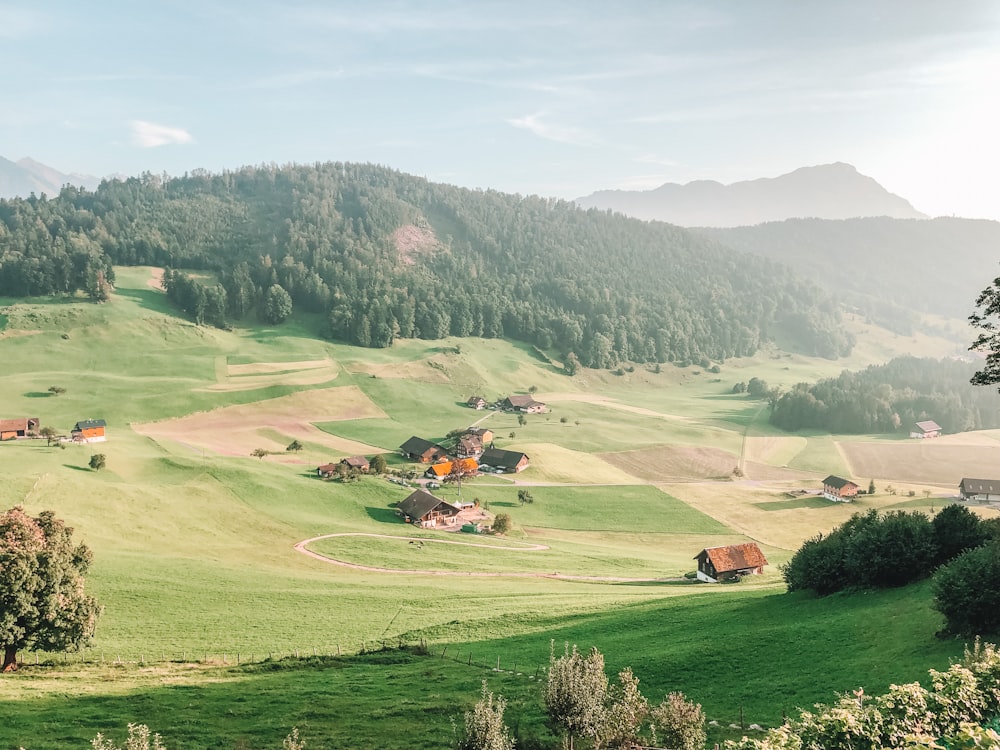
[294,532,685,582]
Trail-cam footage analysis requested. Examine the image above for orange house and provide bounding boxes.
[424,457,478,479]
[0,417,39,440]
[72,419,107,442]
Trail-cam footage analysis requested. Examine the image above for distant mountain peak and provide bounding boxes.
[0,156,101,199]
[577,163,927,227]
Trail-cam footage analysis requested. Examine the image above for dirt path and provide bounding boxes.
[294,532,686,582]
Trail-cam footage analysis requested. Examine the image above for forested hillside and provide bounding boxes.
[696,217,1000,335]
[0,162,854,367]
[770,356,1000,433]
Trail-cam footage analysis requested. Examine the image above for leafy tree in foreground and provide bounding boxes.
[517,489,534,506]
[970,271,1000,391]
[650,692,707,750]
[491,514,510,535]
[932,503,989,566]
[544,643,608,750]
[453,681,515,750]
[369,453,388,475]
[933,542,1000,636]
[89,453,106,471]
[38,426,58,446]
[0,507,101,671]
[286,440,303,452]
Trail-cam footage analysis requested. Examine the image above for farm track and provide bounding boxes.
[294,532,688,582]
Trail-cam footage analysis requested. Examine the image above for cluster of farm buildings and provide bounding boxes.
[0,417,107,443]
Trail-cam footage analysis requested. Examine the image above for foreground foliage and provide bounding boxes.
[0,507,101,671]
[725,640,1000,750]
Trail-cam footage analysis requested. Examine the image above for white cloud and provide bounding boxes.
[129,120,194,148]
[507,113,596,146]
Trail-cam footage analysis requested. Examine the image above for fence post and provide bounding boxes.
[468,652,472,665]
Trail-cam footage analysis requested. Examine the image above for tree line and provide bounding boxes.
[0,163,855,368]
[768,355,1000,434]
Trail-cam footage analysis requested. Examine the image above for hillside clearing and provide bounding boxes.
[839,434,1000,485]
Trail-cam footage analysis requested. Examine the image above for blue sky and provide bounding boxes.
[3,1,1000,219]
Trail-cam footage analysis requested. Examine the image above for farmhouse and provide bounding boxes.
[71,419,106,443]
[467,396,487,410]
[466,426,494,443]
[424,457,479,479]
[396,489,461,528]
[340,455,370,472]
[0,417,39,440]
[479,447,530,473]
[694,543,768,583]
[502,394,546,413]
[455,433,485,459]
[822,475,860,502]
[317,463,338,478]
[399,436,448,463]
[909,420,942,439]
[959,478,1000,502]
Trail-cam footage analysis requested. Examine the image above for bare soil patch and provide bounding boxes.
[197,358,341,392]
[146,267,165,291]
[133,385,387,458]
[392,223,438,265]
[347,359,450,383]
[600,445,739,483]
[227,359,333,376]
[539,392,695,422]
[839,435,1000,486]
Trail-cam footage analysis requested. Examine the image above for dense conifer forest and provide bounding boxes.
[0,162,856,367]
[769,356,1000,433]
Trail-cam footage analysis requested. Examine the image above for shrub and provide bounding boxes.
[933,542,1000,636]
[650,692,706,750]
[932,504,989,565]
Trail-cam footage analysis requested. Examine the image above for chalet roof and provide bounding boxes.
[397,490,460,520]
[695,543,768,574]
[426,458,479,477]
[480,448,528,471]
[457,434,484,451]
[822,475,858,490]
[505,394,545,409]
[960,478,1000,494]
[914,420,942,432]
[467,395,486,404]
[0,417,37,432]
[466,427,492,438]
[317,463,337,472]
[74,419,106,430]
[400,435,441,455]
[341,455,370,468]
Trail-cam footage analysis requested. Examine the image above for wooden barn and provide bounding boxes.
[467,396,487,410]
[694,543,768,583]
[0,417,39,440]
[822,475,859,502]
[396,490,461,528]
[399,436,448,463]
[479,447,530,473]
[959,478,1000,502]
[502,394,546,413]
[317,463,338,478]
[71,419,106,443]
[340,455,370,472]
[909,420,942,439]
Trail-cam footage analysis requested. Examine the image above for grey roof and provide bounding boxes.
[73,419,106,430]
[914,420,942,432]
[400,436,442,456]
[480,448,529,471]
[960,478,1000,495]
[504,394,545,409]
[397,490,460,520]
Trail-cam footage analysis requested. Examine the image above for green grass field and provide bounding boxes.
[0,267,993,749]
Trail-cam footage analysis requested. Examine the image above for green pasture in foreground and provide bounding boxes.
[0,268,984,748]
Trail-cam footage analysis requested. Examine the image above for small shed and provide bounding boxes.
[910,420,942,439]
[317,463,338,479]
[396,490,461,528]
[694,543,768,583]
[822,475,859,502]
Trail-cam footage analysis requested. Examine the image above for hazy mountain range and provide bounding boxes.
[576,163,928,227]
[0,156,101,199]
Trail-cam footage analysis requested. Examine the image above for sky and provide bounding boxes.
[3,1,1000,219]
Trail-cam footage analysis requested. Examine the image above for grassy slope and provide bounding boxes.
[0,266,990,748]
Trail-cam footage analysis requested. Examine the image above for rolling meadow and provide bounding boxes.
[1,267,998,749]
